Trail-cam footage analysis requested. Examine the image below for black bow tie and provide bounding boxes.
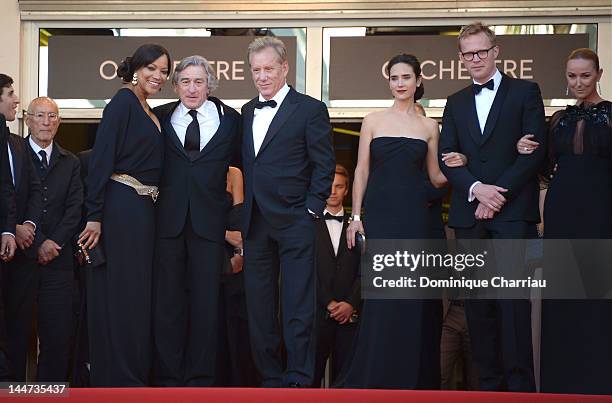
[472,79,494,94]
[255,99,277,109]
[324,213,344,222]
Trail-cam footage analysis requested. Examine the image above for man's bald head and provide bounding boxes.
[26,97,60,148]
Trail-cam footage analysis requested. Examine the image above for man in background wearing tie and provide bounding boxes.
[438,22,545,391]
[241,36,335,387]
[312,164,360,387]
[153,56,241,386]
[22,97,82,380]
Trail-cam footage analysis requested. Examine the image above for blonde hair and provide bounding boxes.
[247,37,287,65]
[458,22,496,50]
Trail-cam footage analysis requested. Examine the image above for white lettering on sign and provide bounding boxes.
[99,60,118,80]
[382,59,536,81]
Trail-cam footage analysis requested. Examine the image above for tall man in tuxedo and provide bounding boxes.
[0,74,19,380]
[153,56,241,386]
[241,36,335,387]
[2,91,44,381]
[20,97,82,381]
[438,22,545,392]
[313,164,360,386]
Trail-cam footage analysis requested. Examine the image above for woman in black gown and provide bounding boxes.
[516,48,611,395]
[339,54,447,389]
[79,44,171,386]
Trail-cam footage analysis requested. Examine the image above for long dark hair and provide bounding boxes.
[386,54,424,101]
[116,43,172,82]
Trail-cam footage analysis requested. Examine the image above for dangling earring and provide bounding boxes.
[131,73,138,86]
[597,81,602,95]
[565,86,569,96]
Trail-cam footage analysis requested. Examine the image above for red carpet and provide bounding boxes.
[2,388,612,402]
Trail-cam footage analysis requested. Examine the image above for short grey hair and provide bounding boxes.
[247,37,287,65]
[172,55,219,92]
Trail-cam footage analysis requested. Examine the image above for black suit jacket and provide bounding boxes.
[0,116,16,234]
[29,138,83,269]
[153,97,241,241]
[316,215,361,310]
[241,87,335,233]
[8,134,43,258]
[439,73,546,228]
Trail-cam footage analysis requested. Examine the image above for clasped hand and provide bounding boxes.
[346,220,364,250]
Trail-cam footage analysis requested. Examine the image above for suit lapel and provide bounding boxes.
[256,88,299,158]
[8,137,21,191]
[463,88,482,145]
[243,100,256,159]
[481,74,510,144]
[335,217,350,260]
[46,144,61,174]
[162,102,189,159]
[195,98,231,161]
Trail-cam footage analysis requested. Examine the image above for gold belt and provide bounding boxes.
[110,173,159,202]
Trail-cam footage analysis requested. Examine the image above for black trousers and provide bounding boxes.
[455,220,535,392]
[0,262,10,381]
[313,311,357,387]
[6,253,73,381]
[243,202,317,387]
[153,219,224,386]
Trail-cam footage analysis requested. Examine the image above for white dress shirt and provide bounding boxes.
[324,208,344,256]
[252,83,290,156]
[170,100,221,152]
[468,69,503,202]
[29,136,53,166]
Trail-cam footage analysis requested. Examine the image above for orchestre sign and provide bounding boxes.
[329,34,589,100]
[47,36,298,100]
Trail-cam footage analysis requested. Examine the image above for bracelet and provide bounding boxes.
[234,247,243,256]
[351,214,361,222]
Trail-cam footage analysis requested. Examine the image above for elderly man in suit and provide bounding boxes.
[241,36,335,387]
[13,96,82,381]
[439,22,545,392]
[152,55,241,386]
[312,164,360,387]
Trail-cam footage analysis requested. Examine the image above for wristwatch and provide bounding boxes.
[233,247,243,256]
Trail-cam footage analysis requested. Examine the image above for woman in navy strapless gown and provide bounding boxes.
[338,54,448,389]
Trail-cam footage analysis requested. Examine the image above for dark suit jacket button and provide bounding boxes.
[43,209,47,213]
[480,158,487,163]
[43,186,48,191]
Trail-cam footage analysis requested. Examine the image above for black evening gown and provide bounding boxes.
[336,137,442,389]
[86,88,164,386]
[541,101,612,395]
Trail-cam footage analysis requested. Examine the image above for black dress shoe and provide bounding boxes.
[287,382,302,388]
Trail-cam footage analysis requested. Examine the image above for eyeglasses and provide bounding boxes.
[26,112,59,122]
[461,45,496,62]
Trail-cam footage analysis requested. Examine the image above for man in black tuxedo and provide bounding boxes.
[0,74,19,381]
[312,164,360,386]
[4,115,44,382]
[152,56,241,386]
[439,22,545,392]
[18,97,82,381]
[241,36,335,387]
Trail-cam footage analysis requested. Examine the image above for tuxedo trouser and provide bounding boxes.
[455,221,536,392]
[313,311,357,387]
[153,218,224,386]
[243,202,316,387]
[0,262,10,381]
[6,253,72,381]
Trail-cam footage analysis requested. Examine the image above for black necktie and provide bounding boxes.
[38,150,49,170]
[472,79,494,95]
[184,109,200,156]
[324,213,343,223]
[254,99,277,109]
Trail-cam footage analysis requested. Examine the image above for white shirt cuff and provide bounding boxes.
[23,221,36,230]
[468,181,482,203]
[1,232,15,238]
